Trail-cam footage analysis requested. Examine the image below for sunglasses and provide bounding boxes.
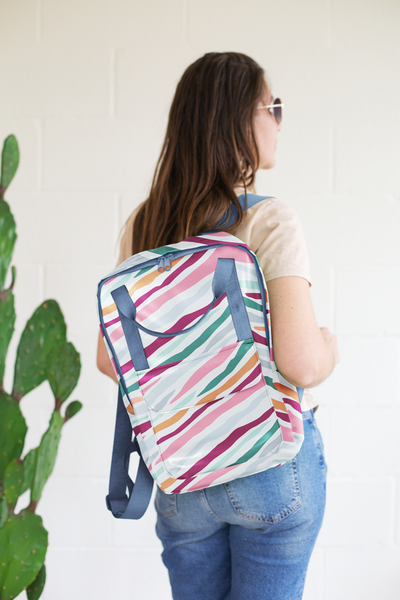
[257,98,284,124]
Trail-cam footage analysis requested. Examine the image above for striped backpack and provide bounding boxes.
[98,194,304,519]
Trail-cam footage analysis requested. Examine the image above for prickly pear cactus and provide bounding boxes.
[0,135,83,599]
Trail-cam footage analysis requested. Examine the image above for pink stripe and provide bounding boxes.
[109,325,124,344]
[138,254,219,318]
[157,401,217,445]
[287,411,304,434]
[181,405,275,478]
[247,292,262,300]
[135,252,205,309]
[157,379,266,464]
[140,376,161,396]
[137,246,253,321]
[230,362,262,394]
[280,424,294,443]
[186,465,239,491]
[104,276,117,286]
[170,344,239,405]
[143,295,225,359]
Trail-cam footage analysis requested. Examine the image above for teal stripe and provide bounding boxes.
[127,380,139,394]
[198,340,253,396]
[151,466,164,480]
[134,265,154,278]
[211,422,267,471]
[244,297,262,312]
[149,246,177,256]
[228,420,280,466]
[159,306,231,366]
[173,390,197,410]
[264,376,278,391]
[240,279,260,290]
[153,306,216,365]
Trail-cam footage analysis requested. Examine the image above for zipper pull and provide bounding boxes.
[157,254,172,272]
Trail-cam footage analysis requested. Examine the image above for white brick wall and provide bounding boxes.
[1,0,399,598]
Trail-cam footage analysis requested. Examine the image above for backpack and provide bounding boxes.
[97,194,304,519]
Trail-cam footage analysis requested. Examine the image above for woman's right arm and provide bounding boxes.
[267,276,339,389]
[97,331,118,384]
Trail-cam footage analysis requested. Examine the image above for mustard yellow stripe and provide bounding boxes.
[195,351,259,405]
[160,477,177,492]
[273,382,299,401]
[153,408,189,434]
[127,256,183,295]
[271,398,287,413]
[102,302,117,316]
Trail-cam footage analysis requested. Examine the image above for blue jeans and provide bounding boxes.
[155,409,326,600]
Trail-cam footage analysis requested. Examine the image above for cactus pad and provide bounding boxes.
[0,511,47,600]
[0,135,19,196]
[20,449,38,497]
[3,459,24,509]
[13,300,67,400]
[26,564,46,600]
[31,411,63,503]
[0,289,16,383]
[0,199,17,292]
[47,341,81,405]
[0,392,27,481]
[0,496,7,529]
[64,400,83,422]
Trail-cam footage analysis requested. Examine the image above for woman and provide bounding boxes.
[97,52,339,600]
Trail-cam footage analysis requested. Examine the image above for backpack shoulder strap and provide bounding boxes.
[218,193,275,229]
[106,389,154,519]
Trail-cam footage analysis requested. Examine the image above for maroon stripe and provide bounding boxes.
[157,400,220,445]
[180,406,275,478]
[144,294,226,358]
[133,420,152,436]
[135,252,206,308]
[230,362,262,394]
[105,316,120,327]
[283,398,301,413]
[121,359,134,374]
[171,477,196,493]
[253,331,268,346]
[276,412,290,423]
[246,292,262,300]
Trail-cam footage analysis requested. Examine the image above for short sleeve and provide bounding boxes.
[233,198,312,285]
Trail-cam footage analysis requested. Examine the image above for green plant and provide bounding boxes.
[0,135,83,600]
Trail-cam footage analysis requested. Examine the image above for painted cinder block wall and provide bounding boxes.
[1,0,399,598]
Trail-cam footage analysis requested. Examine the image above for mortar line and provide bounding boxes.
[326,0,333,47]
[328,121,335,193]
[182,0,189,44]
[35,119,43,190]
[392,477,399,545]
[110,48,117,118]
[36,0,41,44]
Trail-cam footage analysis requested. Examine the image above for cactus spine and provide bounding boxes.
[0,136,83,599]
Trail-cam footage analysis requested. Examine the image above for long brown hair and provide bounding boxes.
[131,52,265,254]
